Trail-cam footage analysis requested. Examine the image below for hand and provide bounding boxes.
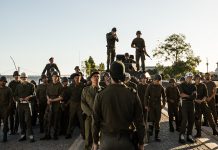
[138,144,144,150]
[92,143,98,150]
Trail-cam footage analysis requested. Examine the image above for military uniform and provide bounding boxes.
[145,83,166,140]
[178,82,196,142]
[166,84,180,131]
[131,37,146,71]
[42,63,60,82]
[14,82,35,140]
[44,82,63,139]
[81,85,103,150]
[137,83,148,121]
[92,84,145,150]
[8,79,21,134]
[203,80,217,125]
[36,83,47,133]
[106,29,119,71]
[195,82,218,137]
[66,82,85,138]
[0,85,13,141]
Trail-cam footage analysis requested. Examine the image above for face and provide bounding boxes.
[52,75,58,83]
[205,74,211,80]
[195,77,201,84]
[62,81,68,87]
[14,75,19,80]
[0,81,6,86]
[20,77,27,83]
[74,76,81,84]
[104,75,111,85]
[185,76,192,83]
[91,74,100,85]
[42,78,48,83]
[137,34,141,38]
[49,59,54,64]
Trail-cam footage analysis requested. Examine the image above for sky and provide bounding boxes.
[0,0,218,75]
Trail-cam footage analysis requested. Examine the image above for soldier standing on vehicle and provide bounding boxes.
[106,27,119,71]
[14,72,35,142]
[92,61,145,150]
[0,76,13,142]
[131,31,150,72]
[144,74,165,142]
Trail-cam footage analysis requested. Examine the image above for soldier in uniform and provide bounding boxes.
[124,72,138,91]
[194,74,218,137]
[145,74,165,142]
[92,61,145,150]
[0,76,13,142]
[8,71,20,134]
[166,78,180,132]
[106,27,119,71]
[14,72,35,142]
[203,73,218,126]
[65,73,85,139]
[178,72,196,144]
[36,74,48,133]
[100,72,111,88]
[81,71,102,150]
[131,31,149,72]
[40,71,63,140]
[42,57,60,83]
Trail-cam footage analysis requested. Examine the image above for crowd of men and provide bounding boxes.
[0,28,218,150]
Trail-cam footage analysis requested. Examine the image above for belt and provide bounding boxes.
[19,101,28,104]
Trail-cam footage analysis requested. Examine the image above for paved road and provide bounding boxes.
[1,113,217,150]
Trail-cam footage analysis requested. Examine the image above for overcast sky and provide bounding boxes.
[1,0,218,75]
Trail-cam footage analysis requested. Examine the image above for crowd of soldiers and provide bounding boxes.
[0,28,218,150]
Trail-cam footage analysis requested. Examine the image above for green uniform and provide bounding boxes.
[92,84,145,150]
[66,83,85,137]
[8,80,20,133]
[203,80,217,124]
[145,83,166,131]
[0,86,13,135]
[195,83,217,134]
[14,82,35,136]
[166,85,180,131]
[81,85,102,150]
[131,37,146,71]
[45,82,63,137]
[36,83,47,133]
[106,32,119,70]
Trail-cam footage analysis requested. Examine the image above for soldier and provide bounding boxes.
[194,74,218,137]
[40,71,63,140]
[42,57,60,83]
[138,73,149,121]
[166,78,180,132]
[14,72,35,142]
[30,80,38,126]
[36,75,48,133]
[59,77,70,135]
[203,73,217,126]
[74,66,80,73]
[131,31,149,72]
[124,72,138,91]
[92,61,145,150]
[0,76,13,142]
[100,72,111,88]
[106,27,119,71]
[81,71,102,150]
[178,72,196,144]
[8,71,20,134]
[145,74,166,142]
[65,73,85,139]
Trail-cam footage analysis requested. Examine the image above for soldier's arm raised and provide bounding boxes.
[81,88,92,116]
[42,64,48,75]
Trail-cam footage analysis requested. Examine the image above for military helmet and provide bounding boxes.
[69,73,80,79]
[61,77,68,82]
[136,30,142,35]
[110,61,125,82]
[13,71,20,77]
[112,27,117,32]
[154,74,162,81]
[52,71,59,77]
[185,72,193,78]
[0,76,7,83]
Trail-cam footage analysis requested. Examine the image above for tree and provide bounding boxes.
[85,56,96,76]
[153,34,201,78]
[98,63,105,71]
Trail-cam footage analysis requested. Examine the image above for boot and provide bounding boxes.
[3,133,7,142]
[179,134,185,144]
[194,130,201,138]
[148,125,154,136]
[187,135,195,143]
[155,130,161,142]
[213,129,218,136]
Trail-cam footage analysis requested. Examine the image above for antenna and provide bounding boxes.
[10,56,18,71]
